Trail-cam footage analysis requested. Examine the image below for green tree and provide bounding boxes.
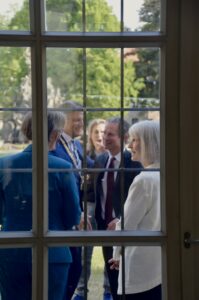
[139,0,160,31]
[134,0,160,101]
[1,0,144,120]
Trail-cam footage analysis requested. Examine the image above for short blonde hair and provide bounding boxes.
[129,120,160,165]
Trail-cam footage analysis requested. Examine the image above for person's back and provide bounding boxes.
[0,111,81,300]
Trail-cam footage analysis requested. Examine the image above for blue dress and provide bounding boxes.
[0,144,81,300]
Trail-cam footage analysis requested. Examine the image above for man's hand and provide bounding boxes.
[108,258,119,270]
[107,218,119,230]
[78,213,92,230]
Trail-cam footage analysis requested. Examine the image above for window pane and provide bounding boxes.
[86,0,120,32]
[0,111,32,232]
[0,112,29,153]
[46,48,83,108]
[76,246,107,298]
[48,246,72,299]
[0,0,30,31]
[118,246,162,296]
[45,0,83,32]
[124,0,161,32]
[0,47,32,108]
[87,48,120,108]
[0,169,32,231]
[0,248,32,298]
[48,170,81,230]
[124,48,160,108]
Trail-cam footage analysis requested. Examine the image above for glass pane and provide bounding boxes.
[118,246,162,297]
[48,246,75,299]
[87,48,120,109]
[46,48,83,108]
[45,0,83,32]
[124,0,161,32]
[0,111,30,156]
[47,170,81,230]
[0,248,32,298]
[0,47,32,108]
[86,0,120,32]
[124,47,160,109]
[74,246,108,298]
[0,169,32,231]
[0,111,33,231]
[0,0,30,31]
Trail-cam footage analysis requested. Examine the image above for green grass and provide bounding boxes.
[88,247,105,299]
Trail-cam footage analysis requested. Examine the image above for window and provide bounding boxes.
[0,1,181,299]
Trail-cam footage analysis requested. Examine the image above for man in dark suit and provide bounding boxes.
[52,100,93,299]
[95,117,142,300]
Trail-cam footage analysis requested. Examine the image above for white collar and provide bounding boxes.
[108,151,121,163]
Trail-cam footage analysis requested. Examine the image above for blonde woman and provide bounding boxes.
[74,118,112,300]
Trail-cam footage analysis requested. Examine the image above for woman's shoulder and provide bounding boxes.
[133,170,159,186]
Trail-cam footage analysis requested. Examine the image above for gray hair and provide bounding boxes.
[60,100,83,117]
[21,111,65,142]
[129,120,160,165]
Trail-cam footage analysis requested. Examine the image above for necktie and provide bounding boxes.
[105,157,115,224]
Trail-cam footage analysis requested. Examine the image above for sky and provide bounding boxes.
[1,0,144,30]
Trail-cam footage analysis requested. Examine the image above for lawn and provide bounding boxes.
[85,246,105,300]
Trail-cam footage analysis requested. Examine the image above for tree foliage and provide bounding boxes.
[0,0,144,122]
[134,0,160,101]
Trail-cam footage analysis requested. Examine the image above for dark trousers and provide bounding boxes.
[98,219,119,300]
[118,285,162,300]
[65,247,82,299]
[0,261,70,300]
[102,246,119,300]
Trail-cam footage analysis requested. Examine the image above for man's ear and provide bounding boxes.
[124,132,129,144]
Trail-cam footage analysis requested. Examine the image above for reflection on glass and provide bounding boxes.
[114,246,162,297]
[87,48,120,108]
[0,248,32,298]
[46,48,83,108]
[124,0,161,32]
[0,47,32,108]
[86,0,120,32]
[45,0,83,32]
[124,48,160,108]
[0,0,30,31]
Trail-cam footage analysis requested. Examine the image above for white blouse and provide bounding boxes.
[113,164,161,294]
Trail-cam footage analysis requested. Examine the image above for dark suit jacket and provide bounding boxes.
[94,150,142,227]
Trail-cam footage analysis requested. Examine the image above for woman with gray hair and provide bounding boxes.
[0,111,81,300]
[109,120,161,300]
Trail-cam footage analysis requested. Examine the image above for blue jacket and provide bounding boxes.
[0,144,81,263]
[52,137,94,209]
